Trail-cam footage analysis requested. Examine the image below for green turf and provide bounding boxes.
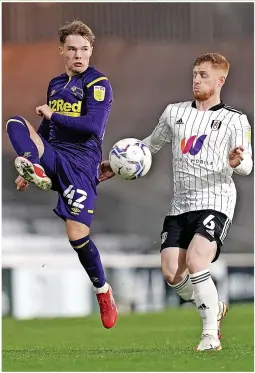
[2,304,254,372]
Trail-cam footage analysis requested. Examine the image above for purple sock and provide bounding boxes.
[6,116,40,164]
[70,236,106,288]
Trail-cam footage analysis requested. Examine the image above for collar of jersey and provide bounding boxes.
[191,100,225,111]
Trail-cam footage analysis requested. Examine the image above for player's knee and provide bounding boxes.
[6,116,27,131]
[161,249,187,285]
[66,219,90,241]
[186,257,197,273]
[186,241,216,272]
[186,248,208,273]
[161,265,183,285]
[165,273,185,286]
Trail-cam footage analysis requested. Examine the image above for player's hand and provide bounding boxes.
[229,146,245,168]
[15,175,29,191]
[99,160,116,182]
[36,104,53,120]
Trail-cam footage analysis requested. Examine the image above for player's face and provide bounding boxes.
[192,62,225,101]
[59,35,93,76]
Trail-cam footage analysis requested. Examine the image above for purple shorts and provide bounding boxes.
[40,138,97,227]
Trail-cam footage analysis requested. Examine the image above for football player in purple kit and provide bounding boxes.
[6,20,118,329]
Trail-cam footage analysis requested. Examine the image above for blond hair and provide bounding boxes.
[194,53,230,74]
[58,20,95,46]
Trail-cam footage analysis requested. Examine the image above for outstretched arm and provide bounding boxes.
[99,105,172,182]
[142,106,172,154]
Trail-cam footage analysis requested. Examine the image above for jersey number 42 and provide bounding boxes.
[63,185,87,209]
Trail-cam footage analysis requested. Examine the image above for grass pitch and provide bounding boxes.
[2,304,254,372]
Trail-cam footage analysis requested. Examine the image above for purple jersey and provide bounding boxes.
[38,66,112,186]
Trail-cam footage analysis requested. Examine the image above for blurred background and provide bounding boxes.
[2,2,254,319]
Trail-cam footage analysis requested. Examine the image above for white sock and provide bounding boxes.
[169,274,195,301]
[190,269,218,338]
[94,283,109,294]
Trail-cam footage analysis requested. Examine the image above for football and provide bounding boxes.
[109,138,152,180]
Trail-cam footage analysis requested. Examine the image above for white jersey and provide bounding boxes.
[143,101,252,220]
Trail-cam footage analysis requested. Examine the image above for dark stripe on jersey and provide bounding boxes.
[211,109,224,212]
[204,108,225,212]
[177,103,193,214]
[238,114,245,151]
[157,106,172,146]
[202,110,217,210]
[198,110,213,211]
[222,111,241,215]
[167,104,181,212]
[173,102,192,212]
[202,108,233,213]
[151,104,174,148]
[217,115,230,213]
[224,112,245,217]
[187,108,199,210]
[174,102,186,214]
[224,105,243,115]
[190,109,206,212]
[219,112,236,214]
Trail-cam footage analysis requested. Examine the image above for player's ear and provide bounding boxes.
[218,76,226,88]
[89,46,93,57]
[59,45,64,56]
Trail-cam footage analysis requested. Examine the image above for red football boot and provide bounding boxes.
[14,156,52,191]
[96,285,118,329]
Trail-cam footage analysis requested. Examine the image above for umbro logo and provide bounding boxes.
[91,277,99,283]
[23,152,31,158]
[71,207,81,215]
[176,118,184,124]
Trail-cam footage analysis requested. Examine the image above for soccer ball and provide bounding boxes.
[109,138,152,180]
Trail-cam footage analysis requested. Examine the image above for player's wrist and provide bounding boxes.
[51,112,59,121]
[233,153,253,175]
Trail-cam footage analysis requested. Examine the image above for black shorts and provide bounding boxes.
[160,210,231,262]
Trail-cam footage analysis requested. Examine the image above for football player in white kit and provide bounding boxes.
[99,53,253,351]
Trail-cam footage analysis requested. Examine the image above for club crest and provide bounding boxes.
[211,120,222,131]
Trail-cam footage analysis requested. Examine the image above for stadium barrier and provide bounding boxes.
[2,251,254,319]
